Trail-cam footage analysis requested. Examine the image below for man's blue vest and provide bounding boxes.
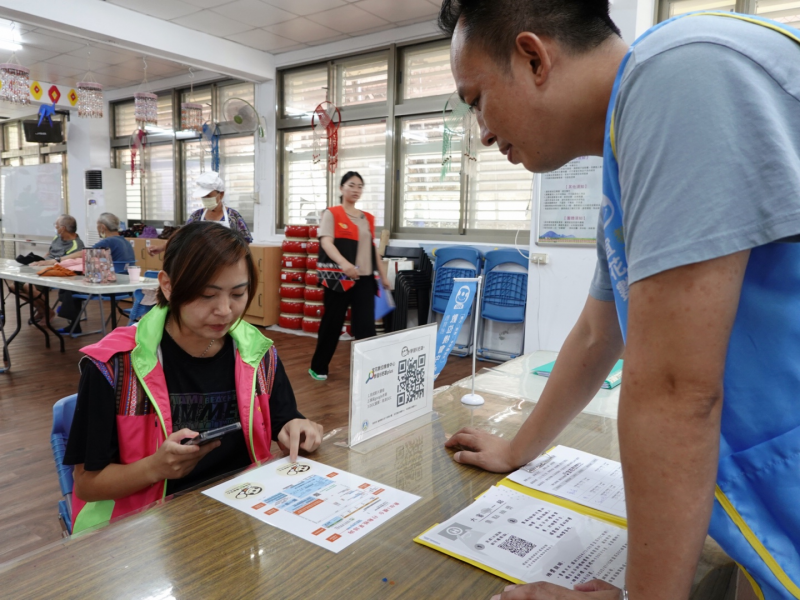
[603,12,800,599]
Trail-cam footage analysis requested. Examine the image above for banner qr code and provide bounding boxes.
[499,534,535,557]
[397,356,426,407]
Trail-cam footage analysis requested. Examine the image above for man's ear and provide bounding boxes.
[515,32,553,86]
[158,271,172,301]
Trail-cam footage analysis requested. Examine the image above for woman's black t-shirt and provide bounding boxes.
[64,330,303,496]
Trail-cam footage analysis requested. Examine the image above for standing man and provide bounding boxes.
[439,1,800,599]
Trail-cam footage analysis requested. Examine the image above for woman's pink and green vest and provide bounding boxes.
[70,305,277,534]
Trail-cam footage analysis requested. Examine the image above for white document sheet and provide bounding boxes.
[419,486,627,587]
[508,446,626,519]
[203,457,420,553]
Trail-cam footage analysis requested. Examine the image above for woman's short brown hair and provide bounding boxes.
[156,222,258,328]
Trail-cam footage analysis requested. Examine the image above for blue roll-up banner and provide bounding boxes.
[434,278,478,378]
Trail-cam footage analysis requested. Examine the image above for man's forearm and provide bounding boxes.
[620,386,721,600]
[510,298,623,466]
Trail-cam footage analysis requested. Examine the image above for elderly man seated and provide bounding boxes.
[12,214,84,322]
[33,212,135,333]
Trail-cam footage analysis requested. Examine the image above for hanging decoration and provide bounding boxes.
[311,97,341,174]
[77,81,103,118]
[37,102,56,127]
[180,67,203,133]
[0,23,29,106]
[130,128,147,185]
[133,56,157,126]
[440,91,474,181]
[201,122,221,172]
[75,44,104,119]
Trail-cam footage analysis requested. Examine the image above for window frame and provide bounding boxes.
[110,79,257,228]
[276,38,532,244]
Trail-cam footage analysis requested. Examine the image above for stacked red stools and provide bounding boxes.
[303,225,321,333]
[281,225,310,330]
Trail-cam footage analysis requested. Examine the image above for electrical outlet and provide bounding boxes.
[530,253,548,265]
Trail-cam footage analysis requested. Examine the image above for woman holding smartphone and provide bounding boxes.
[63,222,322,534]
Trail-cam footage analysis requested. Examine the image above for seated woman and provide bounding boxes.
[63,222,323,534]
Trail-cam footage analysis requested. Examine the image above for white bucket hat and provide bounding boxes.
[191,171,225,198]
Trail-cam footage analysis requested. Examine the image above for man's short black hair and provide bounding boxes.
[439,0,621,67]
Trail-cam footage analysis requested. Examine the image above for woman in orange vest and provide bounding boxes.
[309,171,390,380]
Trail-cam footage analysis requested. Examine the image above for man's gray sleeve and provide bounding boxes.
[616,42,800,284]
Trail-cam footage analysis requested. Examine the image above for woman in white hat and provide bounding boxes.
[149,171,253,257]
[186,171,253,242]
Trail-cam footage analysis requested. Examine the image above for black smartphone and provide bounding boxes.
[180,422,242,446]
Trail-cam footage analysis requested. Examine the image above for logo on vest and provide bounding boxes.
[601,195,615,229]
[338,222,349,229]
[276,462,312,476]
[225,482,264,500]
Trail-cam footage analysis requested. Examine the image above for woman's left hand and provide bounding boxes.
[490,580,620,600]
[381,275,392,291]
[277,419,324,462]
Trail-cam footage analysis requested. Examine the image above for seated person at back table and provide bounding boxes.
[34,212,136,332]
[11,213,84,322]
[63,222,323,534]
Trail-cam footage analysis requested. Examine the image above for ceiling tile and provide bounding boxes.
[172,10,257,35]
[12,46,59,65]
[46,54,112,72]
[28,62,82,83]
[355,0,438,23]
[272,43,308,53]
[66,45,133,65]
[88,72,134,88]
[227,29,302,51]
[307,4,388,33]
[263,0,346,17]
[348,22,395,36]
[264,17,340,43]
[109,0,202,20]
[212,0,296,27]
[182,0,236,7]
[19,31,87,53]
[306,33,350,45]
[96,64,151,81]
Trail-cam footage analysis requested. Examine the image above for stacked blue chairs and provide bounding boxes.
[51,394,77,536]
[430,245,483,356]
[125,270,160,325]
[477,249,528,362]
[67,261,134,337]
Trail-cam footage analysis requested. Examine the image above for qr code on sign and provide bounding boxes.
[499,535,534,557]
[397,356,426,407]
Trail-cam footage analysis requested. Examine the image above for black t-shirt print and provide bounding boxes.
[64,331,304,496]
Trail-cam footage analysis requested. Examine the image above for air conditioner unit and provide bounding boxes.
[85,168,126,246]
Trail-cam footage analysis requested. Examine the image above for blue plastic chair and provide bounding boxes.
[51,394,77,536]
[125,270,159,325]
[430,246,483,357]
[431,246,483,314]
[477,249,528,362]
[67,261,134,337]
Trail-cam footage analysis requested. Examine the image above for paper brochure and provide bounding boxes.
[203,457,420,552]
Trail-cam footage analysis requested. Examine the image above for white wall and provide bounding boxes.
[65,103,111,239]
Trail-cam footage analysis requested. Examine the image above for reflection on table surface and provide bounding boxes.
[0,356,733,599]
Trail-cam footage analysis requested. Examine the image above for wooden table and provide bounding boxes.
[0,258,158,366]
[0,376,734,599]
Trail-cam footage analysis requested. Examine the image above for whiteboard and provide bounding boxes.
[0,163,64,237]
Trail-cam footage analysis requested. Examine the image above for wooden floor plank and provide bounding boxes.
[0,295,474,561]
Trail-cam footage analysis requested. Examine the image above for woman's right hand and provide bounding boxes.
[341,263,360,280]
[146,428,220,482]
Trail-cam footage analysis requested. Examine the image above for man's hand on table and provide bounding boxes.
[491,580,620,600]
[30,259,56,266]
[445,427,522,473]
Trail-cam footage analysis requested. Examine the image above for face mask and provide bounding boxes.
[98,231,106,239]
[201,195,218,210]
